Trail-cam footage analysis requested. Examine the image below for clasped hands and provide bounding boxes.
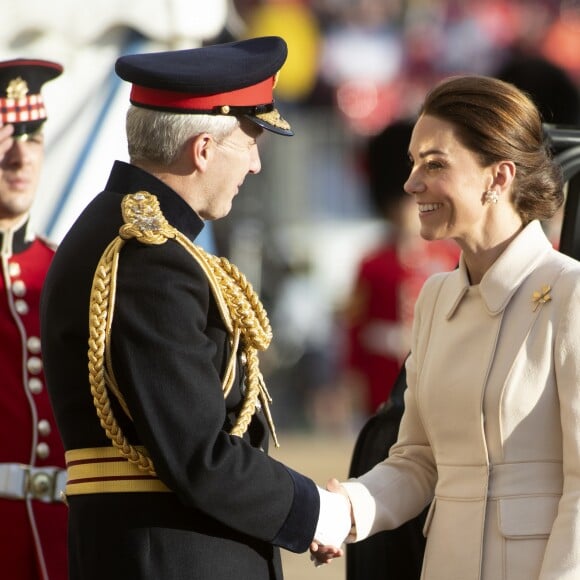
[310,478,353,567]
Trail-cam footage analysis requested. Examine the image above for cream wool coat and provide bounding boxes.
[343,220,580,580]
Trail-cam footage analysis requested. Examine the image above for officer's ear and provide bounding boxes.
[190,133,215,172]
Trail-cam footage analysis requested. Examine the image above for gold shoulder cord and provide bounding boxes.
[87,191,278,477]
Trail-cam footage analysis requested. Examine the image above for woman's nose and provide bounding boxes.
[404,169,424,195]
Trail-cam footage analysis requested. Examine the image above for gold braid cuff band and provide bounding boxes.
[87,191,278,481]
[65,447,171,495]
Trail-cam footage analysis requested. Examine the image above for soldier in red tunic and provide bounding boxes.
[0,59,67,580]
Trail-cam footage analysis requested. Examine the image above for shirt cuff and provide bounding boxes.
[341,480,376,541]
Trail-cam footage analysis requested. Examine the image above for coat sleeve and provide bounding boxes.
[539,271,580,579]
[342,275,443,541]
[109,239,319,553]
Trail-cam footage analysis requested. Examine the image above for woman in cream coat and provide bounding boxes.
[312,75,580,579]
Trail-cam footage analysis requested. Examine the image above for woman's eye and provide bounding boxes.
[426,160,443,170]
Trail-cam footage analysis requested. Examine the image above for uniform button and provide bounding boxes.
[8,262,21,277]
[27,336,41,354]
[15,299,29,315]
[36,442,50,459]
[38,419,51,436]
[27,356,43,374]
[29,378,43,394]
[240,352,247,365]
[12,280,26,297]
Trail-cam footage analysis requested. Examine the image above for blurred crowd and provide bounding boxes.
[226,0,580,134]
[213,0,580,433]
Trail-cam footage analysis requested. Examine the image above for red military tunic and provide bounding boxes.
[346,237,460,415]
[0,218,67,580]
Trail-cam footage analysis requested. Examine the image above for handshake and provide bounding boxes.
[310,478,354,567]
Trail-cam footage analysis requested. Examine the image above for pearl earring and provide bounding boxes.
[484,190,499,204]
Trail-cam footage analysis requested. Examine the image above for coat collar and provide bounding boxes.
[0,214,33,256]
[444,220,553,319]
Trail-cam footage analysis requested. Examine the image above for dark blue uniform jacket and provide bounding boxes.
[40,161,319,580]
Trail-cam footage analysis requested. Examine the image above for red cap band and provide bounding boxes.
[130,76,275,111]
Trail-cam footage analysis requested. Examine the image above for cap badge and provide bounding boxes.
[7,77,29,100]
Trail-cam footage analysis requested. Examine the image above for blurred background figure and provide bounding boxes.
[341,119,459,420]
[0,59,67,580]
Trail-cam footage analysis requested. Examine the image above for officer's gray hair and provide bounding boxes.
[126,105,239,166]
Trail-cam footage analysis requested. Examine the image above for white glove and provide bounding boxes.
[313,486,352,547]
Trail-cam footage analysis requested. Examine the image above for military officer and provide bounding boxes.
[0,59,67,579]
[40,37,349,580]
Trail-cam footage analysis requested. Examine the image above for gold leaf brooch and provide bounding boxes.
[532,285,551,312]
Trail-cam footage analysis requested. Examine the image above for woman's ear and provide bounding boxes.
[191,133,214,172]
[493,160,516,192]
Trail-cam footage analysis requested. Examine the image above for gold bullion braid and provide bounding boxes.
[88,238,156,474]
[87,192,278,477]
[186,244,277,444]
